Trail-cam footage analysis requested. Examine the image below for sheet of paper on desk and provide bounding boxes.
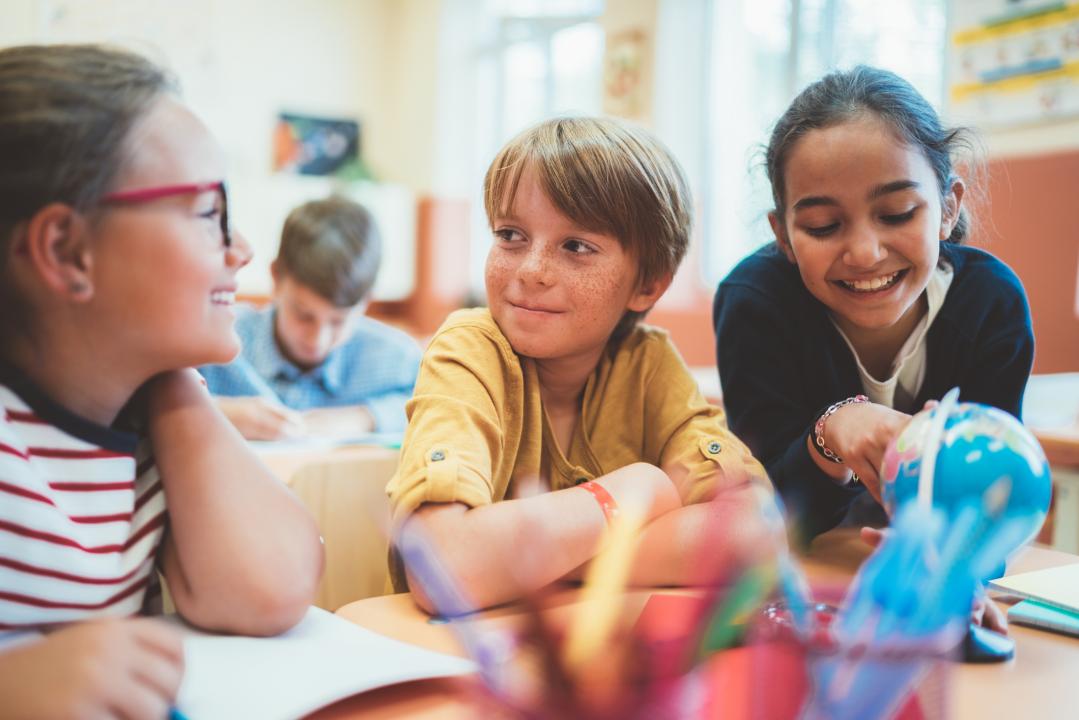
[174,606,475,720]
[250,431,403,453]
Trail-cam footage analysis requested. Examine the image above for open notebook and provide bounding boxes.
[988,562,1079,614]
[174,606,474,719]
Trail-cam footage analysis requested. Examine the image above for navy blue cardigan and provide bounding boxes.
[713,242,1034,543]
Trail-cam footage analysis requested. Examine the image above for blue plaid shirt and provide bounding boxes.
[199,305,422,432]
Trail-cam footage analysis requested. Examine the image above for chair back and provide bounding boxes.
[287,447,400,610]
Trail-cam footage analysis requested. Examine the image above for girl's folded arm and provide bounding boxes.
[150,369,324,635]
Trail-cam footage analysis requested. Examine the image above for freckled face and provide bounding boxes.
[484,168,654,363]
[774,116,960,338]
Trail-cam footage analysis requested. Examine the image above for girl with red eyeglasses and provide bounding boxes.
[0,44,323,717]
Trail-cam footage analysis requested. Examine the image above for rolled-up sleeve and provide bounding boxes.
[644,337,766,505]
[386,324,516,521]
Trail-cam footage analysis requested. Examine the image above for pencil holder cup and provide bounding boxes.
[696,600,953,720]
[462,619,710,720]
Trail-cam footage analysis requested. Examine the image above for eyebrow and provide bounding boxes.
[492,215,608,241]
[868,179,920,200]
[791,180,921,211]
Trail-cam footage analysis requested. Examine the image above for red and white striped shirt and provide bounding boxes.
[0,371,167,631]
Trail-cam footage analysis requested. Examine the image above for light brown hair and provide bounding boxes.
[275,196,381,307]
[0,43,174,337]
[483,116,692,339]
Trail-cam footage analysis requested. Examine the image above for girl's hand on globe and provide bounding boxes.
[824,401,912,505]
[859,526,887,547]
[972,592,1009,635]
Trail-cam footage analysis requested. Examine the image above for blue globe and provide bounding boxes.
[881,401,1052,549]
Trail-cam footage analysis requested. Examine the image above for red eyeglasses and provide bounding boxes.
[99,181,231,247]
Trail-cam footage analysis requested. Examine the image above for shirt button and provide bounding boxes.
[707,441,722,454]
[430,450,446,462]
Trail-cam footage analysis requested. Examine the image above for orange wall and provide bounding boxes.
[977,150,1079,374]
[368,196,471,337]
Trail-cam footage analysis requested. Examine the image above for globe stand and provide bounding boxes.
[880,389,1052,666]
[962,622,1015,663]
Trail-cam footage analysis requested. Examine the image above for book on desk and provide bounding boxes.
[1008,600,1079,638]
[990,562,1079,638]
[988,562,1079,614]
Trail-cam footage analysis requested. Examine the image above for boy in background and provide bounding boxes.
[201,196,421,440]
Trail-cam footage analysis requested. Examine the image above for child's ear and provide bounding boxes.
[768,211,797,264]
[627,272,673,313]
[270,259,286,294]
[20,203,94,301]
[940,178,966,240]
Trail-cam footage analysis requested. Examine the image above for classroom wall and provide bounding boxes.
[979,148,1079,374]
[0,0,439,299]
[981,112,1079,355]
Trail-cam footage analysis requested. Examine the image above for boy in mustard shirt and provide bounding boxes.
[387,117,776,611]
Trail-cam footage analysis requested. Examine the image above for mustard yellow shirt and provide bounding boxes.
[387,308,762,523]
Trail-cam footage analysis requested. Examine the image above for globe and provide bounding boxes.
[880,401,1052,549]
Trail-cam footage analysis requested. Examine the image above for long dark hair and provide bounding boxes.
[765,65,974,243]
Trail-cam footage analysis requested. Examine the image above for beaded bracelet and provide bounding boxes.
[811,395,869,465]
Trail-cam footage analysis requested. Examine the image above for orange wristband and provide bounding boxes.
[579,481,619,524]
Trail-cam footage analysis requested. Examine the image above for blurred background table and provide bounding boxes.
[1025,373,1079,553]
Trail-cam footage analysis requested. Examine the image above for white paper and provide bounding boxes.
[989,563,1079,614]
[174,606,475,719]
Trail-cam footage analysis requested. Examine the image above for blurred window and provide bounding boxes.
[703,0,947,286]
[467,0,605,297]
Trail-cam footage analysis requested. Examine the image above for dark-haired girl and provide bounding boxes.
[714,66,1033,551]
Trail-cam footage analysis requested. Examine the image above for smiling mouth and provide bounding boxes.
[211,290,236,305]
[511,302,561,314]
[835,269,906,294]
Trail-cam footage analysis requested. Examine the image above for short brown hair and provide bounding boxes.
[483,116,692,339]
[275,196,381,307]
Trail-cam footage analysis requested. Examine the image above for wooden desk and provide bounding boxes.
[1033,425,1079,470]
[1031,425,1079,553]
[314,533,1079,719]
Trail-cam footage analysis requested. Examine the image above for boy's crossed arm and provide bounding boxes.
[403,462,680,613]
[403,459,777,613]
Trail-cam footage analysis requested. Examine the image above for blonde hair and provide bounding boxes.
[483,116,692,338]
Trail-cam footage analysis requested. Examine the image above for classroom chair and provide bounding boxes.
[286,448,400,611]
